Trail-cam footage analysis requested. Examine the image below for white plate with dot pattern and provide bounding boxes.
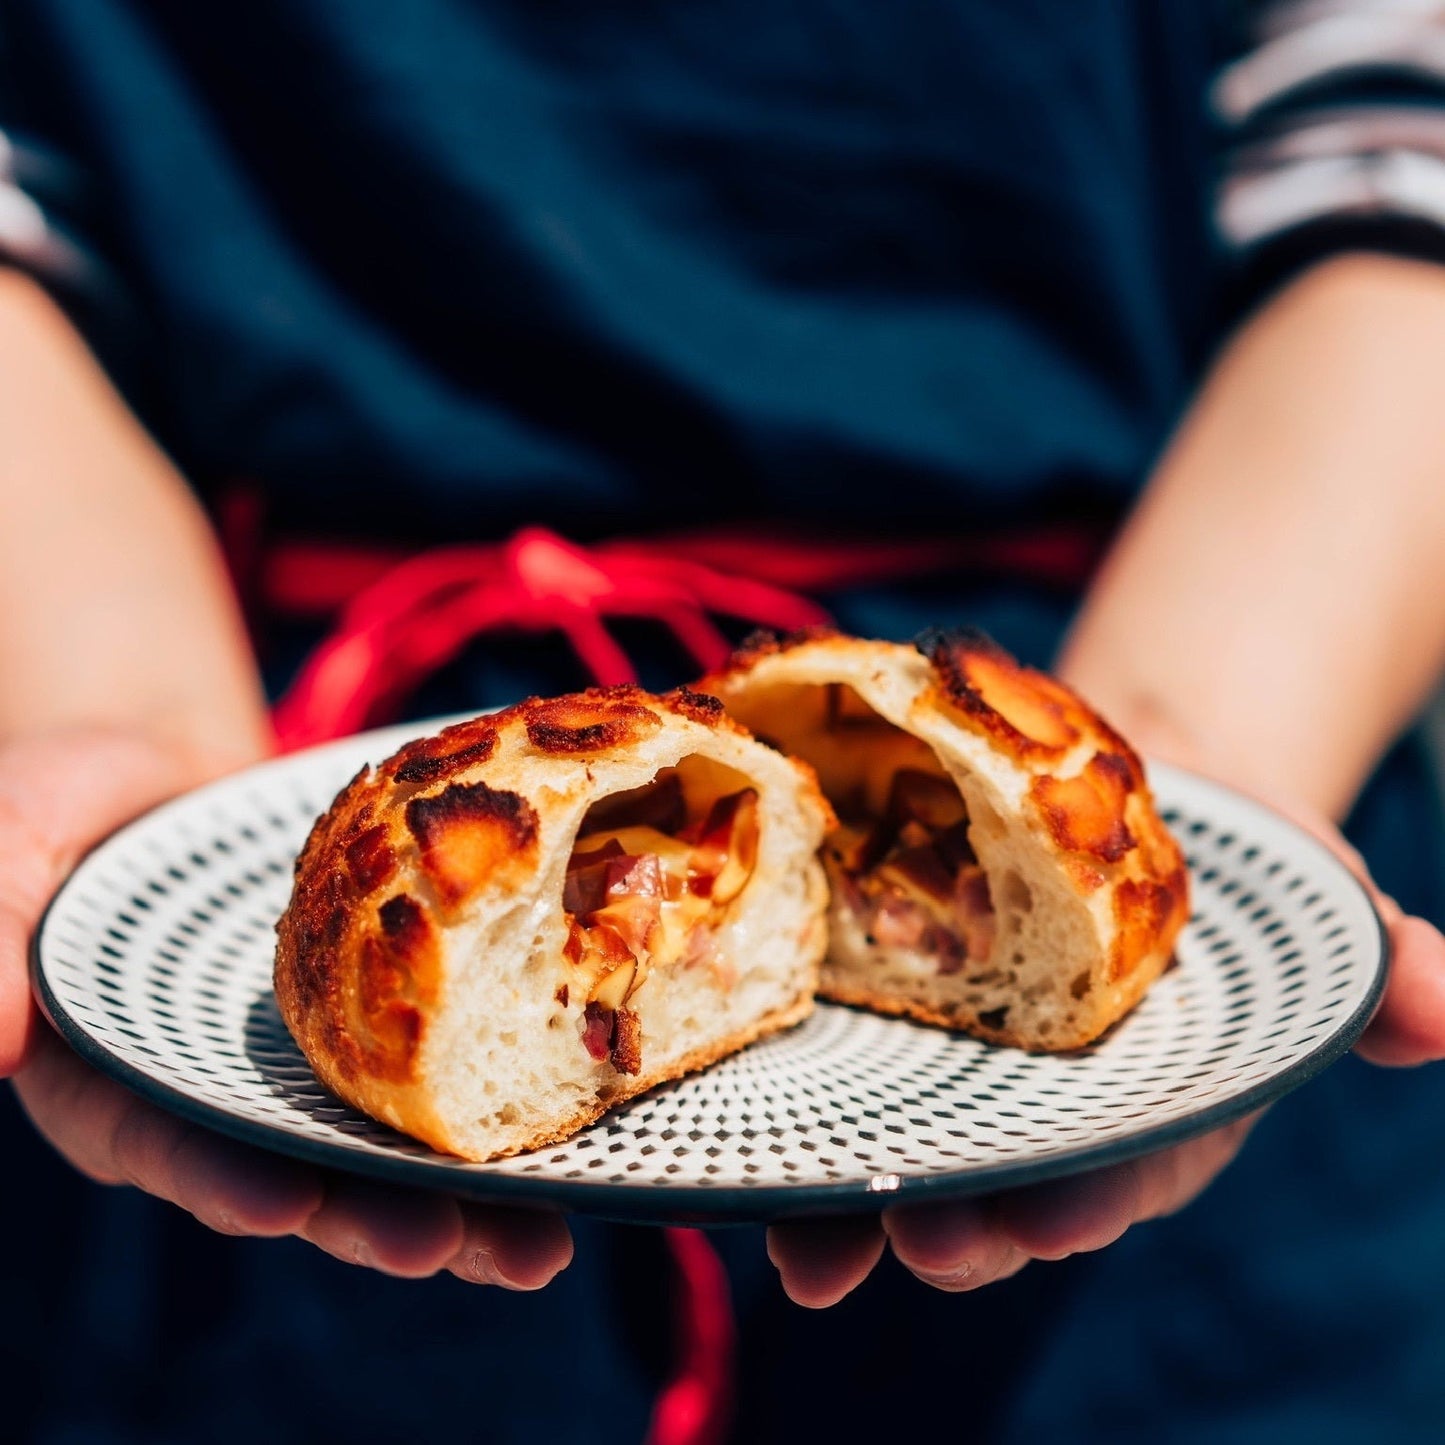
[32,720,1387,1223]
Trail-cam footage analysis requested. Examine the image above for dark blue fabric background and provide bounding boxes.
[3,1,1444,1440]
[3,1,1219,535]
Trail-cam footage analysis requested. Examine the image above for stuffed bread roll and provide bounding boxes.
[274,686,833,1161]
[705,629,1189,1051]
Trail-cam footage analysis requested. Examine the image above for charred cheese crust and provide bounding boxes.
[915,628,1190,995]
[273,685,831,1158]
[706,627,1190,1050]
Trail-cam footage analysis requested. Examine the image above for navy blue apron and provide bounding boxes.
[5,3,1444,1440]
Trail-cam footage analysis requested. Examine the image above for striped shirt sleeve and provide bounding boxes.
[0,11,104,297]
[0,127,97,288]
[1217,1,1445,272]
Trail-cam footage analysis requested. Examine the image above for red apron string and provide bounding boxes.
[245,523,1105,621]
[645,1228,737,1445]
[269,526,831,749]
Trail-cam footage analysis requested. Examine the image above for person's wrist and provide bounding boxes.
[1,703,272,786]
[1052,655,1209,775]
[136,705,274,784]
[1054,644,1340,818]
[1096,695,1204,776]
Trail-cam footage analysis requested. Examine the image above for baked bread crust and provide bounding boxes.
[704,628,1190,1051]
[275,686,832,1160]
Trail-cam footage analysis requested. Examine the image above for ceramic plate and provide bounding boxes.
[33,721,1387,1223]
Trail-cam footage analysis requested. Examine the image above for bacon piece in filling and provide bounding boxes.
[562,775,759,1072]
[826,768,996,973]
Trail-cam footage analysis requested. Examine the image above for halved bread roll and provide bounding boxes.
[705,629,1189,1051]
[274,686,833,1161]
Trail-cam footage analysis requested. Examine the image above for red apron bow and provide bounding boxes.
[268,526,832,751]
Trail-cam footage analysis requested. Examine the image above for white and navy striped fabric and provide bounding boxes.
[4,7,1444,311]
[1218,0,1445,259]
[0,11,99,293]
[0,127,95,287]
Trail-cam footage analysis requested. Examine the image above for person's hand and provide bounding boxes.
[765,780,1445,1308]
[3,728,573,1288]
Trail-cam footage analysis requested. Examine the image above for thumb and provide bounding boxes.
[0,728,224,1075]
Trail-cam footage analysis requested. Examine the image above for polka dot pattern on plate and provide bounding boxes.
[34,722,1386,1223]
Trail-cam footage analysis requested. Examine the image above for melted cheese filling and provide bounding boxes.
[562,763,760,1069]
[826,768,996,972]
[713,680,999,973]
[810,691,996,970]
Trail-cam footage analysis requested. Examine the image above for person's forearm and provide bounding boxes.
[0,269,269,772]
[1059,253,1445,820]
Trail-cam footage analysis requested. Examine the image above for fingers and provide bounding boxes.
[0,900,38,1074]
[15,1026,322,1232]
[299,1179,465,1277]
[0,730,207,1077]
[18,1026,575,1284]
[995,1114,1256,1257]
[446,1203,575,1290]
[989,1163,1146,1262]
[766,1214,886,1308]
[773,1118,1258,1305]
[296,1181,576,1286]
[882,1199,1030,1291]
[5,730,575,1288]
[1194,785,1445,1073]
[112,1109,325,1238]
[883,1115,1257,1293]
[301,1188,575,1286]
[1357,914,1445,1066]
[0,731,191,915]
[1252,796,1445,1071]
[12,1024,130,1182]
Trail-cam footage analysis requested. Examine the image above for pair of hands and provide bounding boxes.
[7,726,1445,1308]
